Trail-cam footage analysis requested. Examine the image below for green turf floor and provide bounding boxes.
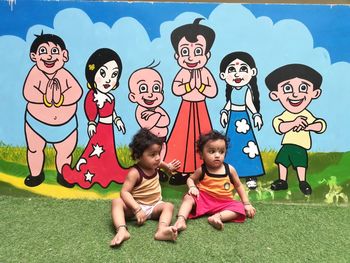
[1,196,349,263]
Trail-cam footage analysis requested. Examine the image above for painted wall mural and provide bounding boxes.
[0,0,349,204]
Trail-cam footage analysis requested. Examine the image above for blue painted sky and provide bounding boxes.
[2,1,350,63]
[1,1,350,151]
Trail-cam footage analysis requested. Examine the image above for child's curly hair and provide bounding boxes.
[129,128,163,160]
[197,130,229,154]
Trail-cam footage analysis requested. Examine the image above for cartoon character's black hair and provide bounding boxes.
[85,48,123,90]
[171,18,215,54]
[220,51,260,112]
[265,64,322,91]
[30,32,66,53]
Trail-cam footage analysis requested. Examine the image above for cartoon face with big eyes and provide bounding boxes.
[30,42,68,75]
[128,68,164,108]
[220,58,256,87]
[269,77,321,113]
[175,35,210,70]
[94,60,119,93]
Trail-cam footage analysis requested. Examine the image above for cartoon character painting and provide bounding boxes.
[128,64,181,180]
[164,18,218,185]
[219,52,264,190]
[62,48,128,188]
[265,64,327,195]
[23,33,83,187]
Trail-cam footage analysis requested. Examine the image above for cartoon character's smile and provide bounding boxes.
[288,98,304,107]
[42,59,57,68]
[234,78,243,84]
[103,84,110,89]
[186,62,199,68]
[143,98,157,105]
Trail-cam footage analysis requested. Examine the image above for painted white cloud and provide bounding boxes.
[243,141,259,159]
[1,4,350,152]
[235,119,250,134]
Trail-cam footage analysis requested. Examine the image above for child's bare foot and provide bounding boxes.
[110,226,130,247]
[208,215,224,230]
[154,226,178,241]
[174,216,187,232]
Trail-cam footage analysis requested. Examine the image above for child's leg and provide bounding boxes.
[174,194,195,231]
[151,202,177,241]
[110,198,133,246]
[296,166,306,181]
[271,164,288,190]
[296,166,312,195]
[208,210,238,230]
[278,164,288,181]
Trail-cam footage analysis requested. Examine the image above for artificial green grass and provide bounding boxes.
[1,196,349,263]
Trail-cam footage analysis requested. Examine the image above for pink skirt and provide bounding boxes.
[188,190,246,223]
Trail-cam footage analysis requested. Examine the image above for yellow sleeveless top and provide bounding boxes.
[131,165,162,205]
[197,163,235,200]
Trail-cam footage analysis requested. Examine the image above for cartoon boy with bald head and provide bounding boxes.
[128,66,181,179]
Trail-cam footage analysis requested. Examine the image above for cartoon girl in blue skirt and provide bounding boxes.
[219,52,264,189]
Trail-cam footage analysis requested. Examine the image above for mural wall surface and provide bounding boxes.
[0,0,349,204]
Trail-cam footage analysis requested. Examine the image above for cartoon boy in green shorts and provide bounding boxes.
[265,64,327,195]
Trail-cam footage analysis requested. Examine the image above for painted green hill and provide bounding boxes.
[0,144,349,204]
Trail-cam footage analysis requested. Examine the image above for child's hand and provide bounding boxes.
[167,159,181,173]
[45,79,54,105]
[52,78,62,105]
[194,69,202,89]
[135,208,147,225]
[141,110,157,121]
[114,118,126,134]
[292,116,308,132]
[244,203,256,219]
[220,111,228,128]
[87,122,96,138]
[188,186,199,197]
[189,70,196,90]
[253,114,263,130]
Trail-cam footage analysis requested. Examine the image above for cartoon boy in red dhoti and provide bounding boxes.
[165,18,218,185]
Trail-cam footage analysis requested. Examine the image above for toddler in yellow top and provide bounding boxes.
[174,130,256,231]
[265,64,327,195]
[110,129,180,246]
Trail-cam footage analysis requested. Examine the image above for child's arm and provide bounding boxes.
[186,168,202,197]
[220,101,231,128]
[154,108,170,128]
[23,67,45,103]
[120,168,147,225]
[305,118,327,133]
[159,160,181,173]
[172,69,192,96]
[199,69,217,98]
[112,110,126,134]
[61,69,83,105]
[246,89,263,130]
[229,165,256,218]
[275,116,308,133]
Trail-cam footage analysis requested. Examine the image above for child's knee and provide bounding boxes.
[164,202,174,212]
[183,194,194,203]
[111,198,124,208]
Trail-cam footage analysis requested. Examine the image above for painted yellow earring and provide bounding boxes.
[87,82,97,89]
